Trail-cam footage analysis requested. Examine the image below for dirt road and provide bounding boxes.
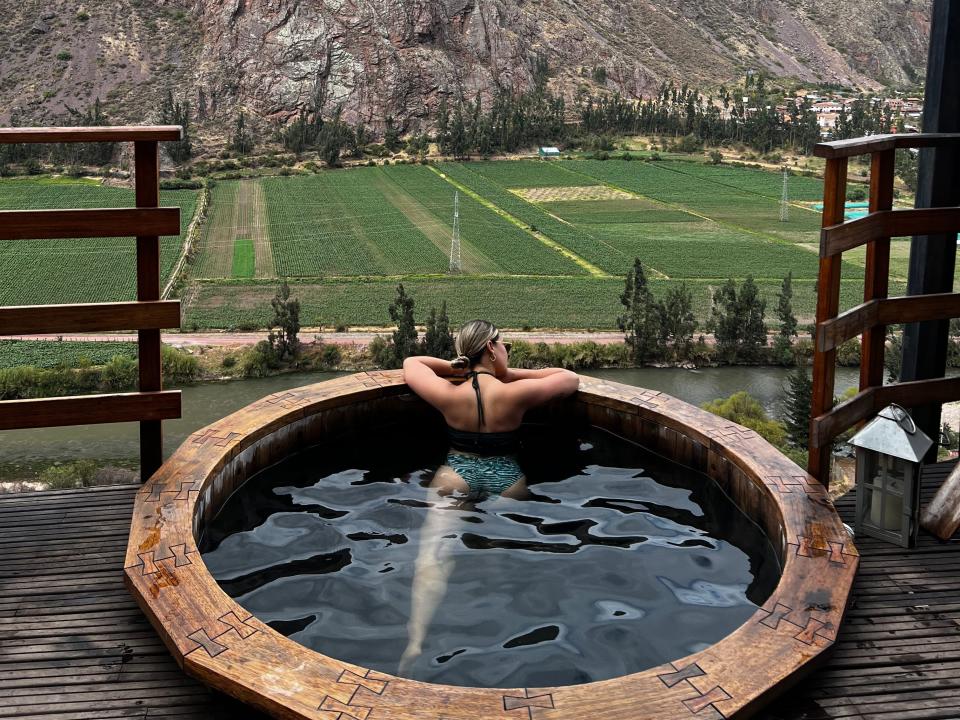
[6,330,629,348]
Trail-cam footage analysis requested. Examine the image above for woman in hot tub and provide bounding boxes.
[399,319,579,674]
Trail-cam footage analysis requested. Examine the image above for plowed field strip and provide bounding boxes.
[196,183,239,278]
[249,181,275,278]
[372,170,501,274]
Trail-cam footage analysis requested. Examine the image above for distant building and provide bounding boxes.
[538,147,561,158]
[813,101,842,113]
[818,112,839,135]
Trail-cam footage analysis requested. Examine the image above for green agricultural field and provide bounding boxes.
[185,276,900,331]
[437,162,628,273]
[459,159,592,188]
[561,159,827,245]
[0,177,198,305]
[383,164,585,275]
[2,160,900,334]
[232,238,255,278]
[0,340,137,369]
[176,158,898,330]
[542,199,699,225]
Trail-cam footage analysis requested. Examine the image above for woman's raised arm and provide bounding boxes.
[402,356,464,408]
[502,367,571,383]
[504,368,579,409]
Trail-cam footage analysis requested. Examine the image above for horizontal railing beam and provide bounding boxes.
[811,386,876,449]
[0,208,180,241]
[0,391,181,431]
[880,292,960,325]
[817,292,960,351]
[0,300,180,336]
[0,126,182,144]
[811,376,960,448]
[821,207,960,257]
[814,132,960,159]
[817,300,881,352]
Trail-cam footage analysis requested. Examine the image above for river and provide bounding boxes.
[0,367,863,468]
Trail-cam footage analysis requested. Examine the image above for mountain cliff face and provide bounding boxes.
[2,0,931,136]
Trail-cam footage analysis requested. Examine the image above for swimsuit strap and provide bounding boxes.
[466,370,495,429]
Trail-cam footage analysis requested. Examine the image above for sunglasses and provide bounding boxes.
[493,333,512,355]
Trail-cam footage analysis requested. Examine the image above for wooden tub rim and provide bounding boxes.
[124,370,858,720]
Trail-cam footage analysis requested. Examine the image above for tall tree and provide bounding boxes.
[231,111,254,155]
[660,283,697,360]
[436,96,450,153]
[710,279,741,363]
[388,283,420,367]
[422,301,455,359]
[618,258,663,364]
[319,107,350,167]
[783,362,813,449]
[269,281,301,361]
[449,107,467,159]
[384,115,402,153]
[709,277,766,363]
[773,271,797,365]
[739,276,768,361]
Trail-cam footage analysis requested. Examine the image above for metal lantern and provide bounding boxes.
[850,404,933,548]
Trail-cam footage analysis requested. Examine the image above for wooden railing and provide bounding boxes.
[808,132,960,486]
[0,126,184,481]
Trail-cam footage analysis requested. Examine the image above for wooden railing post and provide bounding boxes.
[809,156,848,486]
[860,149,895,391]
[135,140,163,480]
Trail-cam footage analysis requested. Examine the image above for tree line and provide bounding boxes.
[617,258,800,366]
[3,61,917,174]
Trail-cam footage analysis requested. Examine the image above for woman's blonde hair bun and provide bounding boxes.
[454,319,498,366]
[450,355,471,369]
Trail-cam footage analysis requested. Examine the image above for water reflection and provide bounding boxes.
[200,424,780,688]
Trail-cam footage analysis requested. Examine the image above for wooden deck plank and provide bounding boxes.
[0,465,957,719]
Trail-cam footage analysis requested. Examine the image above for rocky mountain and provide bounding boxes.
[2,0,931,139]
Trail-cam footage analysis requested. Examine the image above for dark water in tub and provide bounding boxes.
[199,425,780,688]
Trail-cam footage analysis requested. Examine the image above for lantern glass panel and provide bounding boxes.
[869,454,907,531]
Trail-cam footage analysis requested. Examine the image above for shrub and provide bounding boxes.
[673,134,703,153]
[240,341,280,378]
[702,392,787,448]
[40,460,98,489]
[836,338,862,367]
[161,345,200,383]
[159,178,202,189]
[709,150,723,165]
[76,11,90,21]
[368,336,394,368]
[56,51,73,61]
[500,340,630,370]
[101,355,137,390]
[221,354,237,369]
[318,344,342,369]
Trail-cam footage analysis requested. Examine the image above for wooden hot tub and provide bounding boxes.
[125,371,857,719]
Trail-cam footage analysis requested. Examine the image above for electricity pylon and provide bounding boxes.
[779,168,790,223]
[449,191,462,273]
